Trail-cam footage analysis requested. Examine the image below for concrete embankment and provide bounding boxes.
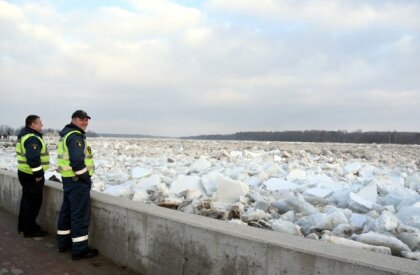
[1,170,419,274]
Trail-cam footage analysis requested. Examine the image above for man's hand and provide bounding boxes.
[35,177,43,182]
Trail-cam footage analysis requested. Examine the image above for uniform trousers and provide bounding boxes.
[57,176,91,256]
[18,171,44,234]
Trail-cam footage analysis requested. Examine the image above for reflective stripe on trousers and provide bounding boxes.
[72,235,88,242]
[57,177,92,255]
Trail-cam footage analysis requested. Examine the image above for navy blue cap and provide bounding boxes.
[72,110,91,119]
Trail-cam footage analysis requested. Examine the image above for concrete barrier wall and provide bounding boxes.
[1,170,419,274]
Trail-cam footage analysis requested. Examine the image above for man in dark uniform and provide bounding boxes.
[16,115,49,237]
[57,110,98,260]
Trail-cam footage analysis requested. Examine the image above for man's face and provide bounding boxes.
[72,117,89,131]
[31,118,43,132]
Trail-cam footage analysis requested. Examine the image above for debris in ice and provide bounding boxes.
[177,199,194,213]
[248,219,272,229]
[158,198,183,209]
[241,209,271,222]
[282,151,291,158]
[228,203,245,220]
[199,207,228,220]
[191,199,227,220]
[177,189,201,200]
[332,224,354,237]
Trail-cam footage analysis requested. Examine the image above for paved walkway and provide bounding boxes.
[0,208,139,275]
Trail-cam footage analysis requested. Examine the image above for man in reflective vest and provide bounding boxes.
[16,115,50,237]
[56,110,98,260]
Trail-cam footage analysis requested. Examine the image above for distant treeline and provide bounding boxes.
[98,133,166,139]
[3,123,419,144]
[182,130,420,145]
[0,124,161,139]
[0,124,99,137]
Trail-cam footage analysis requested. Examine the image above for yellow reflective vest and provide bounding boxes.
[57,130,94,177]
[16,133,50,174]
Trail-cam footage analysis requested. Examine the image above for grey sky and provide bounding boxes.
[0,0,419,136]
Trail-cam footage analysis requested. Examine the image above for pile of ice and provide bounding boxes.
[1,137,420,260]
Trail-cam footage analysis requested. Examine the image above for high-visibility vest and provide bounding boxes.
[16,133,50,174]
[57,130,94,177]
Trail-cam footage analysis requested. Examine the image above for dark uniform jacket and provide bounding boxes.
[59,123,92,184]
[17,127,45,178]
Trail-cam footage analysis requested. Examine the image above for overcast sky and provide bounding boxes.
[0,0,419,136]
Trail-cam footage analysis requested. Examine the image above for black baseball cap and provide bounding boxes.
[72,110,91,119]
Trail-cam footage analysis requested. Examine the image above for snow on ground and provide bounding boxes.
[1,137,420,259]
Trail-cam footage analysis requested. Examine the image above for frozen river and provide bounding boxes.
[1,137,420,260]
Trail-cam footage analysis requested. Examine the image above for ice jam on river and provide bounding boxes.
[1,137,420,260]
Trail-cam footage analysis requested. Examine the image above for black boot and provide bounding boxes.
[72,248,99,260]
[24,230,48,238]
